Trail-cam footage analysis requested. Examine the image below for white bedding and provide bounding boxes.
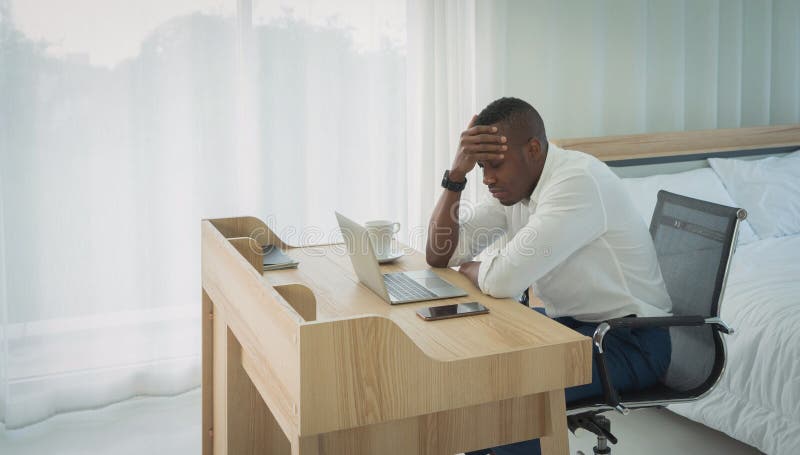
[668,233,800,455]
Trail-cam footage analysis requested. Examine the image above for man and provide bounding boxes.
[425,97,672,455]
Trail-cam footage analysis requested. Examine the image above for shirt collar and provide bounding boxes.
[527,142,559,205]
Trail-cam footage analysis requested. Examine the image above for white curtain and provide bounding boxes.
[0,0,418,429]
[404,0,513,240]
[0,0,242,429]
[2,0,799,431]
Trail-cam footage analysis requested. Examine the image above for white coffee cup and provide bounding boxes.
[365,220,400,259]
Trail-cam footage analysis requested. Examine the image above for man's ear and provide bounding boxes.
[527,137,542,160]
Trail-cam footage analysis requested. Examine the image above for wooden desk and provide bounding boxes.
[201,216,591,455]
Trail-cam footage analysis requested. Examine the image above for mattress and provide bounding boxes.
[668,233,800,455]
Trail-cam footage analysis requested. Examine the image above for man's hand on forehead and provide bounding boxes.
[449,115,507,180]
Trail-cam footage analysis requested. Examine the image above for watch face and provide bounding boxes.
[442,170,465,191]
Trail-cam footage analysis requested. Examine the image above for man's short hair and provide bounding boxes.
[475,97,548,152]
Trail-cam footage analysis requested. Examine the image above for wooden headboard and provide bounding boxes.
[552,124,800,165]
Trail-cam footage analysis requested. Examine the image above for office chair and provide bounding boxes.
[466,191,744,455]
[567,190,743,455]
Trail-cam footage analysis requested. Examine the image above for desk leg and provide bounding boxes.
[211,306,229,454]
[202,291,214,455]
[227,328,292,454]
[540,390,569,455]
[207,295,291,455]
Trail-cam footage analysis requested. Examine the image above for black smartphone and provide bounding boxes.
[416,302,489,321]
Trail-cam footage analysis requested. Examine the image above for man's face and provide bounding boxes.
[477,124,539,206]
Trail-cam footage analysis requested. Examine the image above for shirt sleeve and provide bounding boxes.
[445,198,507,267]
[477,173,608,298]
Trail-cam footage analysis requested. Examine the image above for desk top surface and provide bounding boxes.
[264,243,588,362]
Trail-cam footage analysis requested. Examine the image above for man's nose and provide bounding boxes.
[482,169,496,186]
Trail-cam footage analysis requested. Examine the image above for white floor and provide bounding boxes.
[0,389,763,455]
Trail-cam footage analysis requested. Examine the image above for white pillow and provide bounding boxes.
[621,167,759,244]
[708,150,800,239]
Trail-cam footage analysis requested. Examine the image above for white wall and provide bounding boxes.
[493,0,800,139]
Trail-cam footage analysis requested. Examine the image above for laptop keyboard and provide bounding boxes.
[384,273,437,301]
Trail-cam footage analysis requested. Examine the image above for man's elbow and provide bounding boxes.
[426,252,449,268]
[425,240,452,267]
[481,277,521,299]
[485,287,518,299]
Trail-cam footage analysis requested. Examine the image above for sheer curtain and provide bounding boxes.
[0,0,242,429]
[405,0,514,239]
[0,0,435,429]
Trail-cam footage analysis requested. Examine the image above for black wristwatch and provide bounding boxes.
[441,170,467,192]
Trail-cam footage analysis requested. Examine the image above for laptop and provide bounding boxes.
[335,212,468,304]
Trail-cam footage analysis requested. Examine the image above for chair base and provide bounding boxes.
[568,412,617,455]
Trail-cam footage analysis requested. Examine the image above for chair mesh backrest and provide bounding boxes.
[650,191,741,393]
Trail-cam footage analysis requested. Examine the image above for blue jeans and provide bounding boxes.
[469,307,672,455]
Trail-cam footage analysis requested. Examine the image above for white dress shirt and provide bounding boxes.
[447,144,672,322]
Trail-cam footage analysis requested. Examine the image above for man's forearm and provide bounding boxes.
[426,119,503,267]
[425,177,464,267]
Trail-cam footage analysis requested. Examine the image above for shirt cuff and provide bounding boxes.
[477,256,494,294]
[446,252,467,268]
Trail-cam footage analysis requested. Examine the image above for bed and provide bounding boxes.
[552,125,800,455]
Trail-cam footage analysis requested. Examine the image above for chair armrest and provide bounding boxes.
[605,315,734,334]
[590,314,734,414]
